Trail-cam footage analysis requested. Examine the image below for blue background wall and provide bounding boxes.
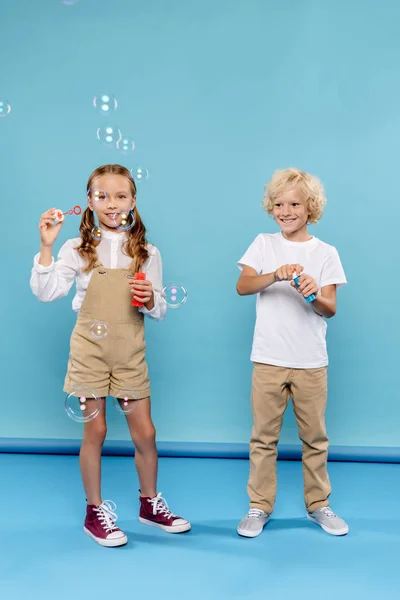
[1,0,399,451]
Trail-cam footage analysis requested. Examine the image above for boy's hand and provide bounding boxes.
[274,264,304,282]
[291,273,318,299]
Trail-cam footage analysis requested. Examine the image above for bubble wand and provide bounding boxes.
[52,205,82,226]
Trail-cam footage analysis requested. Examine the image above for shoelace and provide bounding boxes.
[320,507,337,519]
[247,508,267,519]
[94,500,119,532]
[148,493,175,519]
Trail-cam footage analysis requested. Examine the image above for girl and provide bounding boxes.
[30,164,191,547]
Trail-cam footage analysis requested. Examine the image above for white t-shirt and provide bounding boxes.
[30,229,167,321]
[238,232,347,369]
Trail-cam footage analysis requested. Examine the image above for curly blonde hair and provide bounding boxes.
[76,164,149,273]
[262,168,326,224]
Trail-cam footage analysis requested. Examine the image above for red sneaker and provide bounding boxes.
[139,492,191,533]
[84,500,128,547]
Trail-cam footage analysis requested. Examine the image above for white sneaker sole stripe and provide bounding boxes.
[237,516,270,538]
[139,517,191,533]
[83,526,128,547]
[306,513,349,536]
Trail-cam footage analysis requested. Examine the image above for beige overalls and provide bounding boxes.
[64,262,151,399]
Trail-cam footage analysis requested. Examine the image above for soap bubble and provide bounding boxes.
[117,135,135,154]
[93,94,118,116]
[88,189,107,204]
[91,226,103,241]
[130,167,148,182]
[90,321,108,339]
[113,390,139,415]
[96,125,122,147]
[112,210,135,232]
[65,387,102,423]
[162,283,188,308]
[0,99,11,118]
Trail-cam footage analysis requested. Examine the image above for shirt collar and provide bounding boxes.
[100,229,127,242]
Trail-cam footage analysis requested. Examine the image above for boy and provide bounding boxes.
[236,168,348,537]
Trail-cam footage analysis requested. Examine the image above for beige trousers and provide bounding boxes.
[248,362,331,513]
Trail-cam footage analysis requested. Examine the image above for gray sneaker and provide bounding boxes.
[307,507,349,536]
[237,508,270,538]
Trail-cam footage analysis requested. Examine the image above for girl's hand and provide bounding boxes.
[291,273,318,299]
[39,208,63,247]
[129,278,154,308]
[274,263,304,282]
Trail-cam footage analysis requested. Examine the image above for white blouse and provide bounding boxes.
[30,229,167,321]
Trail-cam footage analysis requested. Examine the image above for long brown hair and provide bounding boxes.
[76,164,149,273]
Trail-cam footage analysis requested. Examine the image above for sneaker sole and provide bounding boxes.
[139,517,191,533]
[306,514,349,536]
[237,518,270,538]
[83,526,128,547]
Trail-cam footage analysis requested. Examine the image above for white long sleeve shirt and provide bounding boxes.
[30,229,167,321]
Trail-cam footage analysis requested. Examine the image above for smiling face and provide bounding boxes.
[271,187,310,241]
[87,174,136,232]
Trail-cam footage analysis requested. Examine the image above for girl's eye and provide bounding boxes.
[292,203,299,207]
[275,203,281,207]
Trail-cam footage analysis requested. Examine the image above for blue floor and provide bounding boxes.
[1,454,399,600]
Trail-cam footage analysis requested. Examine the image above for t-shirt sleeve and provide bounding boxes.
[237,235,264,274]
[320,246,347,289]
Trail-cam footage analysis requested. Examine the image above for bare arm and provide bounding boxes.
[236,263,304,296]
[292,273,337,319]
[39,244,53,267]
[311,285,337,319]
[236,265,276,296]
